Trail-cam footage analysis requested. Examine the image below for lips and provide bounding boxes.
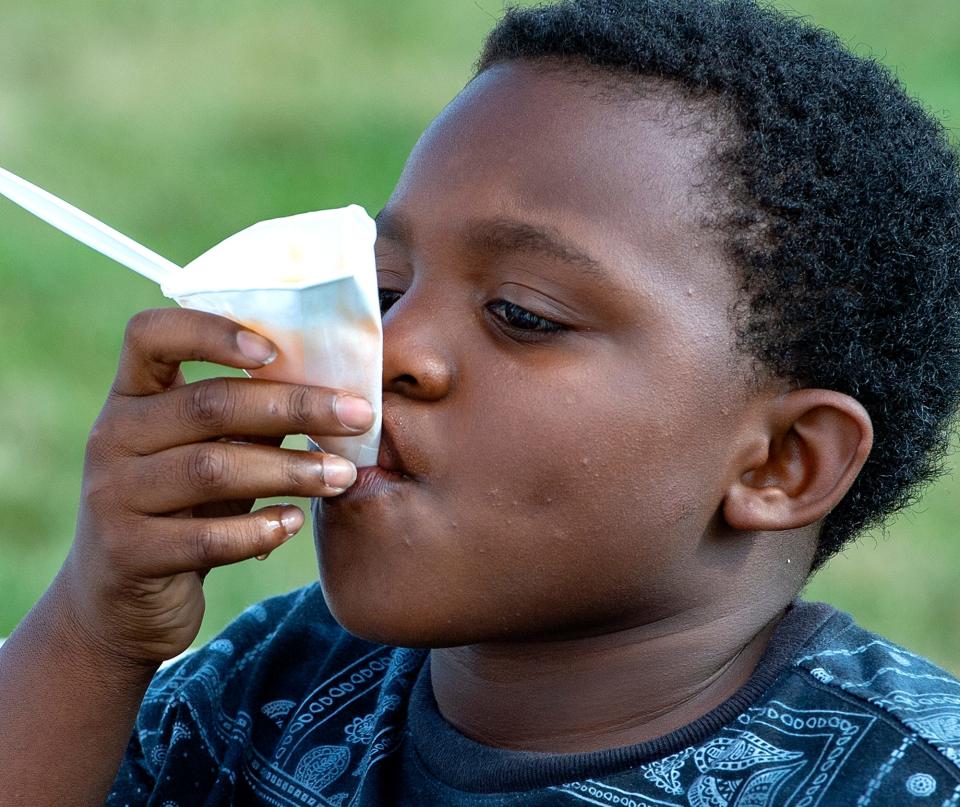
[326,412,420,503]
[377,426,409,476]
[310,398,425,487]
[311,407,420,478]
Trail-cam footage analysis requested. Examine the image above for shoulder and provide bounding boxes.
[788,601,960,772]
[632,602,960,806]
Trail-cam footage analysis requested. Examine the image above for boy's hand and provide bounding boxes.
[54,307,374,668]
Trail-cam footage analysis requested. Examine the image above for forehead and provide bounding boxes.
[386,61,731,302]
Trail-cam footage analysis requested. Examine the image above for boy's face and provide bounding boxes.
[315,62,786,647]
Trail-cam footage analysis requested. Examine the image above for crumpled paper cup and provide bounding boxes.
[160,205,382,467]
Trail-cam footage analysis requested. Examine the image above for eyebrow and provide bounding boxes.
[375,209,613,285]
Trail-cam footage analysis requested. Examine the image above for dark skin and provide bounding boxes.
[317,62,874,751]
[0,315,375,803]
[0,61,873,802]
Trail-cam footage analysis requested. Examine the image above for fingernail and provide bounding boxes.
[335,394,375,431]
[323,456,358,490]
[236,330,277,365]
[256,552,271,561]
[280,506,304,538]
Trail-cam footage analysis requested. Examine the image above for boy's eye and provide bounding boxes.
[486,300,566,334]
[379,289,403,317]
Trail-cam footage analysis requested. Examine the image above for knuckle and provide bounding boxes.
[182,378,235,432]
[124,309,164,351]
[85,410,129,468]
[193,524,222,566]
[185,445,230,491]
[281,454,310,490]
[100,523,139,573]
[81,495,141,572]
[83,477,120,520]
[286,386,316,430]
[85,427,118,469]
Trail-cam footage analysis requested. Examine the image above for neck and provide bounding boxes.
[428,604,787,753]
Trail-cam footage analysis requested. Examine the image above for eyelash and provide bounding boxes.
[378,290,403,317]
[487,300,566,335]
[377,290,567,337]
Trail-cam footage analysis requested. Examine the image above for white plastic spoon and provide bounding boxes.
[0,165,180,286]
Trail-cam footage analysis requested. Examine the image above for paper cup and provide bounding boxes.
[161,206,382,467]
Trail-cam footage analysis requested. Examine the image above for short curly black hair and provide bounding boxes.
[477,0,960,572]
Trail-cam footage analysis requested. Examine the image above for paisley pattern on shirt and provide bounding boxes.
[107,587,960,806]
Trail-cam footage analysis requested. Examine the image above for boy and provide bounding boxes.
[3,0,960,804]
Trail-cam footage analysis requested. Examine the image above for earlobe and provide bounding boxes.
[722,389,874,533]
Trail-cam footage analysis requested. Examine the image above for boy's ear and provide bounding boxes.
[722,388,874,532]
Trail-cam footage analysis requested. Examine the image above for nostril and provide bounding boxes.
[384,350,453,400]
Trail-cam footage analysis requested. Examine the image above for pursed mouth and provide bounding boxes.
[306,433,413,478]
[309,409,422,480]
[332,463,415,501]
[331,415,422,502]
[375,415,423,480]
[376,429,406,475]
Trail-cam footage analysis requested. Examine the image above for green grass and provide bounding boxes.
[1,0,958,671]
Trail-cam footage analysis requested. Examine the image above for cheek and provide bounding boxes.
[317,343,734,645]
[432,364,715,621]
[460,364,705,541]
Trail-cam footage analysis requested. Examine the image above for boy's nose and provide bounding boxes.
[381,296,456,402]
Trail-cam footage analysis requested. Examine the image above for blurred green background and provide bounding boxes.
[1,1,958,669]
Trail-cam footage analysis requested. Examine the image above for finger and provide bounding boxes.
[128,442,358,513]
[111,308,278,397]
[111,376,374,455]
[142,504,306,575]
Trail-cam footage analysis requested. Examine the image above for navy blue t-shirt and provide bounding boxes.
[107,584,960,805]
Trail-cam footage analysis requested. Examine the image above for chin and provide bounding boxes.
[311,495,476,647]
[318,584,455,648]
[316,560,517,649]
[310,498,587,648]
